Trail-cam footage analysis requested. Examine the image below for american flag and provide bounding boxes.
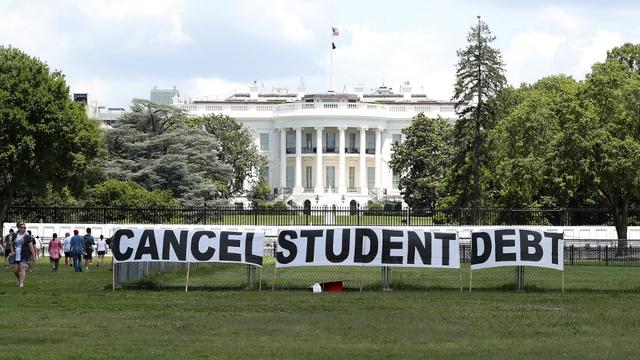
[332,26,339,36]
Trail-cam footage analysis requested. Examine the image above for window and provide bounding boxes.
[260,133,270,151]
[392,172,400,190]
[367,167,375,188]
[305,133,313,148]
[326,166,335,189]
[286,166,294,188]
[348,167,355,188]
[260,166,270,184]
[392,133,402,145]
[349,133,356,149]
[366,133,375,150]
[286,133,295,149]
[305,166,313,188]
[325,131,336,150]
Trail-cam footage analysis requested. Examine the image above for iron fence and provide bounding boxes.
[114,239,640,292]
[7,205,640,226]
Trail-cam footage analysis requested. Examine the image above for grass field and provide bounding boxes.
[2,258,640,359]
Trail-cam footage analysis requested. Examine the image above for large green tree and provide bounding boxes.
[0,46,103,228]
[191,114,267,196]
[448,16,507,207]
[389,114,454,208]
[105,100,233,206]
[580,52,640,249]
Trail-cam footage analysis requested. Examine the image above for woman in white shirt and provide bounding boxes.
[96,235,107,267]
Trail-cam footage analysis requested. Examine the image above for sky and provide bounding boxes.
[1,0,640,108]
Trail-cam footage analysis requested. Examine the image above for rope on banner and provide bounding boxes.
[185,262,191,293]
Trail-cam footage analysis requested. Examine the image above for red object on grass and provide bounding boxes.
[322,281,343,292]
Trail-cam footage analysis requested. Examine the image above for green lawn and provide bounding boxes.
[1,258,640,359]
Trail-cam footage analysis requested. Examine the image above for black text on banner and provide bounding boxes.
[111,228,264,266]
[275,227,459,268]
[470,228,563,270]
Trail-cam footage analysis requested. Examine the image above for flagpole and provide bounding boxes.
[330,26,338,91]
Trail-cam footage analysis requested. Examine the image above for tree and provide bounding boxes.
[448,16,507,207]
[580,54,640,250]
[0,46,103,228]
[192,114,267,196]
[491,75,585,209]
[248,180,271,207]
[389,113,453,208]
[104,100,233,206]
[87,179,177,208]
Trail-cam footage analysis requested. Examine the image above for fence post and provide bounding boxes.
[406,207,411,226]
[254,207,258,226]
[605,245,609,266]
[516,266,525,291]
[246,265,256,289]
[382,266,391,290]
[570,245,574,266]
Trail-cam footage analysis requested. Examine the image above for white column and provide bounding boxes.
[294,127,302,192]
[359,127,367,195]
[279,128,287,190]
[338,127,347,194]
[315,127,324,193]
[375,128,382,189]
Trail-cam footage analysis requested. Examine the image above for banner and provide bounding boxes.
[470,228,563,270]
[276,227,459,268]
[111,228,264,266]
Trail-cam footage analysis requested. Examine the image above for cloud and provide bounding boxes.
[571,30,625,77]
[505,30,566,85]
[188,77,251,100]
[314,25,457,99]
[538,6,587,33]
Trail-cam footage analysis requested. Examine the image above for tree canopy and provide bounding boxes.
[104,99,233,206]
[448,17,506,207]
[0,46,104,227]
[389,114,453,208]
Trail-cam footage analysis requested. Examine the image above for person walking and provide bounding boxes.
[96,234,107,267]
[12,222,35,287]
[2,229,12,268]
[63,232,72,267]
[83,228,95,272]
[69,230,84,272]
[48,233,63,272]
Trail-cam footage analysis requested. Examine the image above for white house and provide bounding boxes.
[173,81,458,207]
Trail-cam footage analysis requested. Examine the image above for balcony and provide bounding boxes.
[346,147,359,154]
[324,147,337,154]
[347,187,360,193]
[366,148,375,154]
[302,147,314,154]
[286,147,295,154]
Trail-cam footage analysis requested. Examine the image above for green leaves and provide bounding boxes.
[0,46,104,218]
[389,114,453,208]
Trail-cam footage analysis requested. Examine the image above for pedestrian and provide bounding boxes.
[26,230,36,271]
[69,229,84,272]
[63,232,72,267]
[96,234,107,267]
[2,229,12,268]
[12,221,35,287]
[83,227,95,272]
[34,235,42,261]
[48,233,63,272]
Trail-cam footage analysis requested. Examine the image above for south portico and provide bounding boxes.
[276,124,387,207]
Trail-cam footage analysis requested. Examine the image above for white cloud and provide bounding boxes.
[538,6,587,34]
[188,77,251,100]
[505,30,566,85]
[314,25,456,100]
[571,30,625,78]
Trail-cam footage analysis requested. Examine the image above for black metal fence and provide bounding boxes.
[113,239,640,292]
[7,205,640,226]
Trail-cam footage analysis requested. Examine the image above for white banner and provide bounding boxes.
[111,228,264,267]
[470,228,564,270]
[276,227,459,268]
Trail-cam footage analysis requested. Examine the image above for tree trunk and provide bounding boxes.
[0,189,15,238]
[613,200,628,256]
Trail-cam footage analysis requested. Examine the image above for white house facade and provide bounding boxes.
[173,82,458,208]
